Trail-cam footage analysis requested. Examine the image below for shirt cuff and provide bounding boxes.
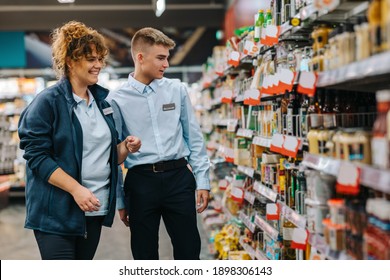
[116,196,126,210]
[195,177,210,190]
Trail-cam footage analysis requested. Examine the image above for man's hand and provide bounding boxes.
[118,209,129,226]
[196,189,209,213]
[125,136,141,153]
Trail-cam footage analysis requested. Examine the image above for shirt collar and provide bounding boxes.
[128,73,159,94]
[73,89,95,106]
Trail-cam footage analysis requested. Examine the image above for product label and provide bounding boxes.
[323,113,336,128]
[282,227,294,241]
[318,140,328,154]
[309,114,323,129]
[371,137,389,168]
[287,108,293,134]
[348,143,364,161]
[254,26,261,40]
[300,109,308,137]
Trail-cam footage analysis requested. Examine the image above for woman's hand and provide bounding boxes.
[71,185,101,212]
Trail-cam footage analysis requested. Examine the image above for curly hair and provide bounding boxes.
[51,21,109,79]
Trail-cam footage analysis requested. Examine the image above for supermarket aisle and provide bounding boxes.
[0,198,211,260]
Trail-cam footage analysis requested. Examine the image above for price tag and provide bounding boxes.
[215,64,225,77]
[291,228,309,250]
[224,147,234,163]
[243,40,260,56]
[228,51,240,67]
[243,88,261,105]
[282,135,301,158]
[221,88,233,103]
[336,162,361,195]
[270,133,285,154]
[227,118,238,132]
[231,187,244,203]
[219,179,229,190]
[266,203,279,220]
[261,25,280,46]
[279,68,295,92]
[297,71,317,96]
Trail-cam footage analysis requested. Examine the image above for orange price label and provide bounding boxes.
[336,162,361,195]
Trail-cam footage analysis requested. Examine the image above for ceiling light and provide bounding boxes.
[153,0,165,17]
[58,0,75,3]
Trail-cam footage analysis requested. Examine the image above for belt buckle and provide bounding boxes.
[152,163,164,173]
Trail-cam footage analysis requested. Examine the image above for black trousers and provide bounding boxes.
[34,216,104,260]
[124,165,201,260]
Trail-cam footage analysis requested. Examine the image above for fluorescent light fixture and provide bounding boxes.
[154,0,165,17]
[58,0,75,3]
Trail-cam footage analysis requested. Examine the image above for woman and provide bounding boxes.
[18,21,141,260]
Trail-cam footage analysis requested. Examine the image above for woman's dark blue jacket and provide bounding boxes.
[18,78,119,237]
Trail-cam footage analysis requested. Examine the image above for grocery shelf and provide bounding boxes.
[254,181,278,203]
[237,165,255,178]
[317,51,390,91]
[302,153,390,194]
[239,211,256,233]
[239,236,256,260]
[252,136,272,148]
[254,214,279,241]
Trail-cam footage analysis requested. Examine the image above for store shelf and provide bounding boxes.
[244,190,256,205]
[255,248,269,260]
[252,136,272,148]
[239,236,256,260]
[222,206,235,221]
[254,181,278,203]
[317,51,390,91]
[278,202,307,229]
[280,1,369,42]
[254,214,279,241]
[236,128,254,139]
[302,153,390,194]
[237,165,255,178]
[239,211,256,233]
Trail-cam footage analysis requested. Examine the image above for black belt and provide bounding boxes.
[131,158,187,173]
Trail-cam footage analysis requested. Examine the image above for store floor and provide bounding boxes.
[0,197,212,260]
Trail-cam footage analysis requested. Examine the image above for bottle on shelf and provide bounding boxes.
[367,0,382,55]
[265,9,273,26]
[371,90,390,169]
[322,90,336,129]
[300,94,309,138]
[254,10,265,43]
[281,216,297,260]
[307,91,322,130]
[286,88,301,136]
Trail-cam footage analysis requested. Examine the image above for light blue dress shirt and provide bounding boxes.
[73,90,111,216]
[107,74,210,195]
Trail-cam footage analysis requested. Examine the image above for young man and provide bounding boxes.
[107,27,210,260]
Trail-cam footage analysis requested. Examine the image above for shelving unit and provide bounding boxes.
[196,0,390,260]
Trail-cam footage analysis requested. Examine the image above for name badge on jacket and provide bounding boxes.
[103,107,114,115]
[162,103,175,111]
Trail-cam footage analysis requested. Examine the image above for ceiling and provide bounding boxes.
[0,0,227,83]
[0,0,226,31]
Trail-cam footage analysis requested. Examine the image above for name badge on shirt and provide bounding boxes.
[162,103,175,111]
[103,107,114,115]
